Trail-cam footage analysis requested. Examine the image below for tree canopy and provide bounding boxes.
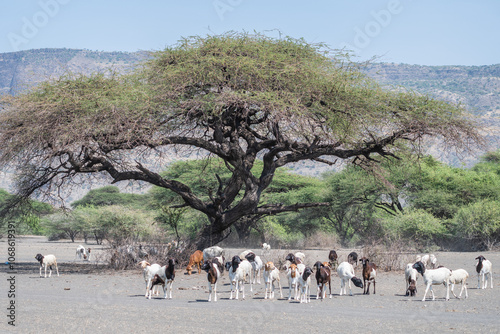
[0,32,483,248]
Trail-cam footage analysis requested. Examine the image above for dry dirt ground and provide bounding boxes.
[2,236,500,333]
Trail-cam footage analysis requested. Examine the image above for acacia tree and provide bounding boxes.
[0,33,482,249]
[151,158,324,243]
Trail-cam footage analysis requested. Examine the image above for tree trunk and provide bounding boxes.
[194,222,232,250]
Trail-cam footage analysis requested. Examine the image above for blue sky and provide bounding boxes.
[1,0,499,66]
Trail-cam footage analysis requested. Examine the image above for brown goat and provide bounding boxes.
[361,257,377,295]
[406,278,417,297]
[314,261,332,300]
[186,250,203,275]
[328,250,338,270]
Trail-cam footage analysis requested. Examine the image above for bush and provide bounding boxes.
[383,209,447,250]
[452,199,500,250]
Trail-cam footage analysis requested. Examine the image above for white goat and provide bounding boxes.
[417,254,437,269]
[229,256,253,300]
[337,261,363,296]
[295,252,306,264]
[413,261,451,302]
[262,243,271,256]
[75,245,91,261]
[35,254,59,278]
[202,246,225,261]
[429,254,438,269]
[138,260,161,298]
[245,252,263,284]
[448,269,469,299]
[298,267,313,303]
[286,263,300,300]
[263,262,283,299]
[475,255,493,289]
[405,263,418,296]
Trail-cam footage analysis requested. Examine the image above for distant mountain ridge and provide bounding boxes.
[364,63,500,117]
[0,48,147,95]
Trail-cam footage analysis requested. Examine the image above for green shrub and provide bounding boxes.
[452,199,500,250]
[383,209,446,249]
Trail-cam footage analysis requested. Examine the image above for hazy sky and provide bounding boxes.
[1,0,499,66]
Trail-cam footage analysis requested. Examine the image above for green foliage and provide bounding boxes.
[72,205,157,246]
[472,149,500,175]
[259,216,305,247]
[409,156,500,219]
[0,188,54,234]
[383,209,447,249]
[155,206,187,243]
[42,211,82,242]
[72,186,152,209]
[452,199,500,250]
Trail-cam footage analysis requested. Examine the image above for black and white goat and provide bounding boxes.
[347,252,358,266]
[405,263,418,297]
[413,261,451,302]
[475,255,493,289]
[35,253,59,278]
[149,258,178,299]
[229,255,252,300]
[337,261,363,296]
[298,267,313,303]
[245,252,263,284]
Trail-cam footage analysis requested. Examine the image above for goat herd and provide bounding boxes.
[34,243,494,304]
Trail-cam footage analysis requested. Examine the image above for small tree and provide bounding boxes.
[155,206,187,246]
[42,212,80,242]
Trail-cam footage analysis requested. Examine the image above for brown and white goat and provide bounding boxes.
[285,252,305,265]
[201,259,221,302]
[313,261,332,300]
[405,263,418,297]
[186,250,203,275]
[361,257,377,295]
[263,261,283,299]
[286,263,300,300]
[75,245,91,261]
[139,260,161,297]
[407,278,417,297]
[328,250,338,270]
